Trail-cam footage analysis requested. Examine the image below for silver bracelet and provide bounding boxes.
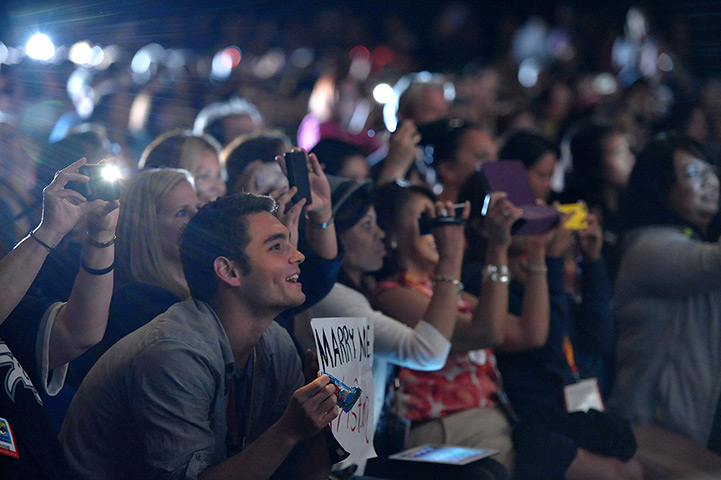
[434,275,464,292]
[482,264,511,284]
[521,260,548,274]
[524,264,548,274]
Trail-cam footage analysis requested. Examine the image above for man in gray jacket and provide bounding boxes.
[61,193,338,480]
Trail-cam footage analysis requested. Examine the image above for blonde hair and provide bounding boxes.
[138,129,223,177]
[116,168,195,298]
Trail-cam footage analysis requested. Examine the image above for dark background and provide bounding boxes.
[1,0,720,78]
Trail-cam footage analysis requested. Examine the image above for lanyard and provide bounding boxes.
[562,336,581,382]
[227,347,257,453]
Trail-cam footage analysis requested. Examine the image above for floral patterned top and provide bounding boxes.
[375,273,500,421]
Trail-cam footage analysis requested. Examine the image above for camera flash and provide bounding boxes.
[101,165,120,182]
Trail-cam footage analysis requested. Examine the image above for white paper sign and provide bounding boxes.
[311,317,375,463]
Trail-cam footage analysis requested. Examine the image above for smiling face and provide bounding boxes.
[668,150,720,231]
[157,180,200,263]
[193,149,226,205]
[237,212,306,313]
[340,206,386,279]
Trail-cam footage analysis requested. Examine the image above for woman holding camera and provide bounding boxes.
[371,181,549,471]
[609,135,721,475]
[302,178,467,429]
[65,168,199,387]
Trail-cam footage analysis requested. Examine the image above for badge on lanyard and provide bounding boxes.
[561,336,605,413]
[563,378,605,413]
[0,417,19,459]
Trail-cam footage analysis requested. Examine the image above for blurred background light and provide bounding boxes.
[252,48,285,79]
[26,33,55,61]
[592,72,618,95]
[289,47,314,68]
[518,58,540,88]
[69,41,92,65]
[658,53,674,72]
[373,83,394,104]
[210,48,233,81]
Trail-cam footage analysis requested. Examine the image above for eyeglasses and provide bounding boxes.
[680,163,717,181]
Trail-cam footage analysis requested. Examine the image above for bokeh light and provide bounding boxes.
[372,83,394,104]
[26,33,55,61]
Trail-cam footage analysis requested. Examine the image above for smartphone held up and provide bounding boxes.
[283,151,312,207]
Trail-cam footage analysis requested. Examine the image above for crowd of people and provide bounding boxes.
[3,3,721,480]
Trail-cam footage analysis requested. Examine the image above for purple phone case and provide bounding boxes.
[479,160,559,234]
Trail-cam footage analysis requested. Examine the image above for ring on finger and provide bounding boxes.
[501,210,510,217]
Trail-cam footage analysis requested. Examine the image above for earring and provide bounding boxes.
[390,240,397,249]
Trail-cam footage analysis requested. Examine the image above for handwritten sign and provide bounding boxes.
[311,317,375,463]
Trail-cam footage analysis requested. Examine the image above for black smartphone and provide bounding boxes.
[68,164,121,201]
[283,151,312,207]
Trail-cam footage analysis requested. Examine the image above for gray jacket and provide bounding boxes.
[609,226,721,445]
[61,298,303,480]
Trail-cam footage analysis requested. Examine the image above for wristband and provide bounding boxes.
[29,230,55,251]
[306,213,334,229]
[81,256,115,275]
[87,234,116,248]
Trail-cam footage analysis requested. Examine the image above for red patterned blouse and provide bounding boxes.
[375,273,500,422]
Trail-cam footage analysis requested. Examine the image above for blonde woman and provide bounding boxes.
[68,168,200,386]
[139,129,227,205]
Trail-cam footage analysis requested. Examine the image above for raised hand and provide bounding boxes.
[304,151,333,225]
[545,205,573,258]
[483,192,523,248]
[384,120,420,176]
[276,149,333,225]
[577,210,603,262]
[426,200,469,262]
[35,158,118,246]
